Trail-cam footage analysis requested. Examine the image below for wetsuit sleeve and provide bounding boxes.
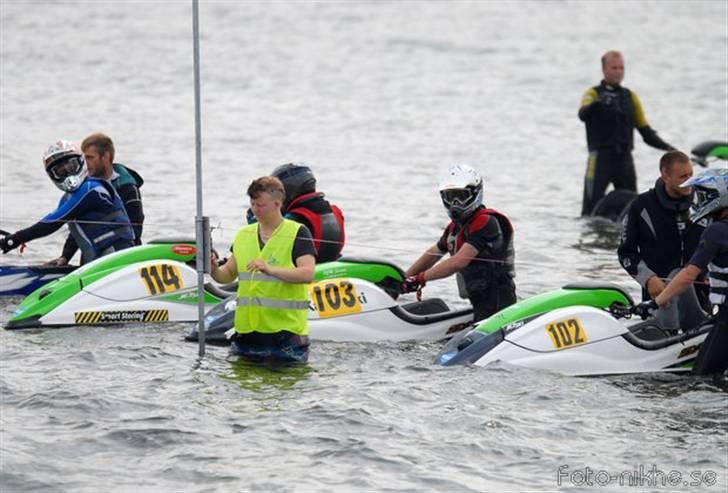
[118,183,144,244]
[617,200,657,288]
[436,226,451,252]
[61,234,79,261]
[578,87,600,121]
[688,223,728,270]
[292,226,317,263]
[631,91,674,151]
[13,194,80,244]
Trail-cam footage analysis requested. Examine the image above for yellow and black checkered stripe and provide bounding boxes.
[74,309,170,324]
[75,311,104,324]
[143,310,169,322]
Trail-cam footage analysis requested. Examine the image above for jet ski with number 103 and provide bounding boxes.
[186,257,474,345]
[435,282,712,376]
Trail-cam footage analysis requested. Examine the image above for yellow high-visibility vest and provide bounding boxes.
[232,219,309,335]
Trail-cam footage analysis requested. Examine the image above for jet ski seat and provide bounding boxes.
[562,282,634,306]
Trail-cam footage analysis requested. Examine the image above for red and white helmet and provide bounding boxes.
[43,140,87,192]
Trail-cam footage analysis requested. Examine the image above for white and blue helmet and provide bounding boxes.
[439,164,483,220]
[43,140,87,192]
[681,168,728,222]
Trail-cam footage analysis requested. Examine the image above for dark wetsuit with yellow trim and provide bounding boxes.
[578,81,673,216]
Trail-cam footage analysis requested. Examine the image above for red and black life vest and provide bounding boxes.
[444,206,515,292]
[287,192,345,262]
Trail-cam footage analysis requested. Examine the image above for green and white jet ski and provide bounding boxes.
[435,282,713,376]
[4,239,230,329]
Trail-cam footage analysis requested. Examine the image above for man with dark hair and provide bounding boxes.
[46,133,145,266]
[579,50,674,216]
[618,150,707,329]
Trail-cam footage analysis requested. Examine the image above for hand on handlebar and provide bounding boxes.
[401,272,426,294]
[633,300,658,320]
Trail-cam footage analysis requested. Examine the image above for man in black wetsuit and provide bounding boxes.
[653,169,728,375]
[618,151,708,328]
[270,163,345,263]
[579,50,675,216]
[402,164,516,322]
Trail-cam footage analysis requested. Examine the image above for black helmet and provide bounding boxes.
[271,163,316,207]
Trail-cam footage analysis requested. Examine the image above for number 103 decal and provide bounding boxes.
[308,280,363,318]
[139,264,184,295]
[545,318,588,350]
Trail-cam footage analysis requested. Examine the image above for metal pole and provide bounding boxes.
[192,0,207,358]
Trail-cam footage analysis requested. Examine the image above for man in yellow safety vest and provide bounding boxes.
[211,176,316,362]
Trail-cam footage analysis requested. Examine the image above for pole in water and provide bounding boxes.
[192,0,207,358]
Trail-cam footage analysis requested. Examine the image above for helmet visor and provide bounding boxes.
[47,156,84,182]
[440,188,473,207]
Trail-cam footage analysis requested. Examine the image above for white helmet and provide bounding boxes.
[43,140,87,192]
[681,168,728,223]
[439,164,483,220]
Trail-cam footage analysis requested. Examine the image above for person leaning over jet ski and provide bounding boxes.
[402,164,516,322]
[246,163,345,262]
[617,151,708,329]
[45,133,144,266]
[647,169,728,375]
[0,140,135,263]
[210,176,315,363]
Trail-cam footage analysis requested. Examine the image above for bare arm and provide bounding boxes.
[421,243,478,282]
[210,253,238,284]
[654,265,701,308]
[405,244,445,277]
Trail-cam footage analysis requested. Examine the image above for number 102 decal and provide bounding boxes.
[545,318,588,350]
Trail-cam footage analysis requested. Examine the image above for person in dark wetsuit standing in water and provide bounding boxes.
[579,50,675,216]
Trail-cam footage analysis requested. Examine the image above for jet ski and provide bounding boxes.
[0,264,78,296]
[588,140,728,222]
[186,257,474,344]
[4,239,232,329]
[435,282,712,376]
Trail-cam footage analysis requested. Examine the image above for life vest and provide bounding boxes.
[287,192,345,262]
[445,207,515,293]
[112,163,144,188]
[583,83,637,152]
[233,219,309,335]
[65,177,135,263]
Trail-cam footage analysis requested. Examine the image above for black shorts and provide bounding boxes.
[230,330,310,363]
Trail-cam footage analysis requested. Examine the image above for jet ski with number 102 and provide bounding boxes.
[435,282,712,376]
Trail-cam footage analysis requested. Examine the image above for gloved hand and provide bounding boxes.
[401,272,426,294]
[0,233,20,254]
[633,300,658,320]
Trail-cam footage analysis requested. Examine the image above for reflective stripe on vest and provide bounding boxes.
[233,219,309,335]
[708,262,728,306]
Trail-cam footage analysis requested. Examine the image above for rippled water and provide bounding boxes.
[1,1,727,492]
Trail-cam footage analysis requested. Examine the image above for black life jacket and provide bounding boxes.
[585,82,637,152]
[445,207,515,292]
[287,192,345,263]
